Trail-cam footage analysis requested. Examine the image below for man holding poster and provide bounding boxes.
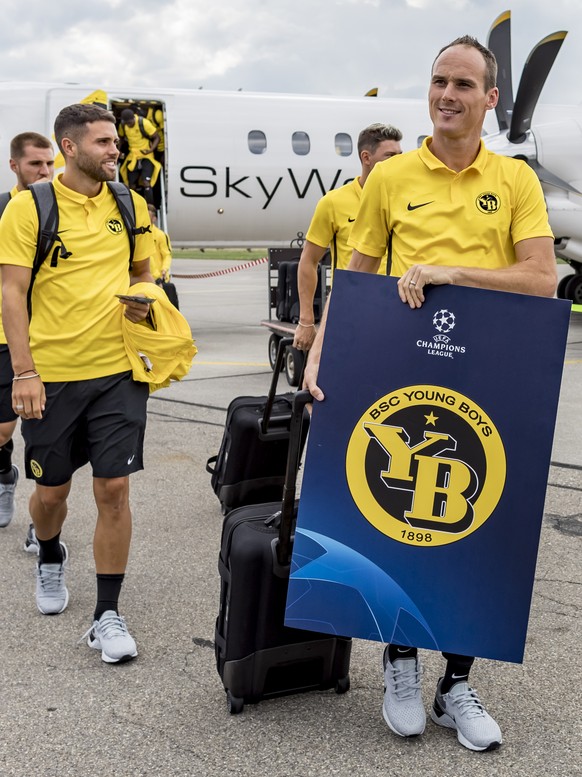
[304,36,557,751]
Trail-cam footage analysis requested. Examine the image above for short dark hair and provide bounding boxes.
[10,131,52,160]
[54,103,116,152]
[357,123,402,157]
[433,35,497,92]
[120,108,135,123]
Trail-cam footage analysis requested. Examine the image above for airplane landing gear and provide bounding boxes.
[557,273,582,303]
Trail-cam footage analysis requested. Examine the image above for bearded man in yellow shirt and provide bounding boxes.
[0,104,156,665]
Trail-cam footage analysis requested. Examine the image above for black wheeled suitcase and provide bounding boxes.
[206,338,309,514]
[156,277,180,309]
[214,390,351,714]
[275,261,300,323]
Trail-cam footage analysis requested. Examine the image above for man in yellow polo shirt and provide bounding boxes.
[147,203,172,282]
[119,107,160,205]
[305,36,556,752]
[0,104,155,665]
[0,132,54,537]
[293,123,402,352]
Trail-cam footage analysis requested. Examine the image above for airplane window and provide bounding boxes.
[292,131,310,156]
[248,130,267,154]
[335,133,352,156]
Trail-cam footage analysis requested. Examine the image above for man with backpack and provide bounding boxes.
[118,107,160,205]
[0,103,155,664]
[0,132,54,546]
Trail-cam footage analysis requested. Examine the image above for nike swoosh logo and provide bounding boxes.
[451,673,468,680]
[348,217,355,222]
[407,201,434,211]
[127,454,135,465]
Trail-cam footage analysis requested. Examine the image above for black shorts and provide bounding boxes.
[21,371,148,486]
[0,344,17,424]
[128,158,154,185]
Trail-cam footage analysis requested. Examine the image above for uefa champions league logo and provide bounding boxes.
[415,308,466,359]
[433,309,456,334]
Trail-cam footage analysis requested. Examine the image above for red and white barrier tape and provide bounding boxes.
[172,256,268,279]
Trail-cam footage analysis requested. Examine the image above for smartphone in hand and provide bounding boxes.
[116,294,156,304]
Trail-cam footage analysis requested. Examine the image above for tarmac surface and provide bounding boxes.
[1,258,580,777]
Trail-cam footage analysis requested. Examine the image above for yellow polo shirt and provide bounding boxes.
[150,223,172,280]
[0,186,20,344]
[0,175,154,381]
[306,177,388,279]
[349,137,553,274]
[123,117,157,154]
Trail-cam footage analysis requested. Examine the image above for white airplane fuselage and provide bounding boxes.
[0,82,581,260]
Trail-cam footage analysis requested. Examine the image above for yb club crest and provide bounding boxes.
[106,218,124,234]
[345,385,506,547]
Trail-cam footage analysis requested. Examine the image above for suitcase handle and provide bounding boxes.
[277,389,312,565]
[206,455,217,475]
[260,337,293,435]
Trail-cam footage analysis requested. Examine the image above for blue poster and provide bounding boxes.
[285,271,570,662]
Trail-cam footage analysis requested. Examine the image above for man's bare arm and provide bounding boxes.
[2,264,46,418]
[122,258,156,323]
[398,236,557,308]
[293,240,328,351]
[303,249,381,400]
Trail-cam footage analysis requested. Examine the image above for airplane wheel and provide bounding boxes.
[268,334,283,371]
[564,274,582,304]
[557,273,574,299]
[284,346,304,387]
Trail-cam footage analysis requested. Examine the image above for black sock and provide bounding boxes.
[441,654,475,694]
[37,532,64,565]
[388,644,418,663]
[0,439,14,476]
[94,573,125,621]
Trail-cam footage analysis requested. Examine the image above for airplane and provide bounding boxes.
[0,10,580,301]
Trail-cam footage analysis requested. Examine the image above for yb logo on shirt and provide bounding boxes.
[345,385,506,547]
[106,218,124,235]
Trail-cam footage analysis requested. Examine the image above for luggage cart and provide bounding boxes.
[260,245,330,386]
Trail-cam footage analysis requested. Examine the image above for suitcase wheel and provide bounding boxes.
[335,675,350,695]
[284,345,303,387]
[226,689,244,715]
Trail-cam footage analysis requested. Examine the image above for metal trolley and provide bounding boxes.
[260,240,330,386]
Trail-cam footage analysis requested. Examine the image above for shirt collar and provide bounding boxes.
[53,174,109,205]
[418,136,488,175]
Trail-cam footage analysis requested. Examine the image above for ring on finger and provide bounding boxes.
[409,281,417,287]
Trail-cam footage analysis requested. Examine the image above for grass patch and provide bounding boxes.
[172,248,268,260]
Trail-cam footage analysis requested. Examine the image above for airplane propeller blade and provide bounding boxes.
[509,31,567,143]
[487,10,513,131]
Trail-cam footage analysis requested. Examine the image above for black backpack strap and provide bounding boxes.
[29,182,67,269]
[106,181,151,271]
[27,182,72,315]
[138,115,153,141]
[0,191,11,218]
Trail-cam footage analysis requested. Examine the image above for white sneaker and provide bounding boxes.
[35,542,69,615]
[81,610,138,664]
[0,464,19,528]
[382,647,426,737]
[24,523,39,554]
[431,678,502,751]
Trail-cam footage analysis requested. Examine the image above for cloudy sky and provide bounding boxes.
[0,0,580,106]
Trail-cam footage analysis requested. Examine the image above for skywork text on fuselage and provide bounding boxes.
[179,166,352,209]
